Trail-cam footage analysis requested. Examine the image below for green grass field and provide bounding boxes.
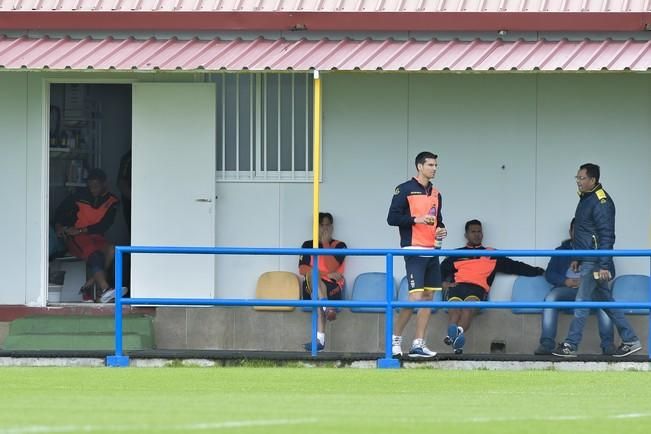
[1,366,651,434]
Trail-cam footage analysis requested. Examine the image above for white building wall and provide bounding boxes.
[0,70,649,305]
[214,72,651,300]
[536,74,651,277]
[0,73,29,304]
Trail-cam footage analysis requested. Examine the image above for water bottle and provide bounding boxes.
[429,206,442,249]
[434,232,443,250]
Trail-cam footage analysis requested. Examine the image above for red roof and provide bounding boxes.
[1,35,650,71]
[1,0,649,13]
[1,1,650,31]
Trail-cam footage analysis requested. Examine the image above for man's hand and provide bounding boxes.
[327,272,343,281]
[564,278,580,288]
[596,269,612,281]
[442,281,457,290]
[65,227,84,236]
[436,227,447,239]
[319,227,332,244]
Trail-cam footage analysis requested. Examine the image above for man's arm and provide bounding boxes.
[332,240,346,265]
[440,256,456,282]
[437,192,445,229]
[86,203,118,235]
[298,240,312,276]
[496,257,544,276]
[53,194,77,232]
[544,256,567,287]
[387,187,415,227]
[593,198,616,270]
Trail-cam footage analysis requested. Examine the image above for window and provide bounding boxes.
[211,73,315,181]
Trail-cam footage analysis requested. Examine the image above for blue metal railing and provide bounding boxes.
[107,247,651,368]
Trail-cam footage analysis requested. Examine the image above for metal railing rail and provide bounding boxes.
[107,246,651,368]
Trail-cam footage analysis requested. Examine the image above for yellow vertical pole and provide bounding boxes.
[312,71,321,248]
[308,71,323,355]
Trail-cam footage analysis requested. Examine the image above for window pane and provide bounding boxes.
[279,74,293,171]
[215,72,314,179]
[264,74,279,172]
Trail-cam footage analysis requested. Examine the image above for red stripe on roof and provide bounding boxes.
[0,11,650,31]
[2,36,651,71]
[2,0,650,13]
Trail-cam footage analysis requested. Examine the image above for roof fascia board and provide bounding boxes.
[1,12,651,33]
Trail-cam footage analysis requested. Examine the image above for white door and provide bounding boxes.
[131,83,216,299]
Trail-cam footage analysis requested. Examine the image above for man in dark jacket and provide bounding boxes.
[534,219,614,355]
[441,219,544,354]
[553,163,641,358]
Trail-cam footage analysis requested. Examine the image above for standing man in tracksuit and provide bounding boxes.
[553,163,641,358]
[388,151,447,358]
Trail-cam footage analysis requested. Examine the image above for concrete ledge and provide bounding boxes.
[154,306,650,356]
[0,351,650,371]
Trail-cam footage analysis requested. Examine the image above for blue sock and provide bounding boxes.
[447,324,459,340]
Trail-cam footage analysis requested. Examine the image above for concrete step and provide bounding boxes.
[3,315,154,350]
[2,333,145,351]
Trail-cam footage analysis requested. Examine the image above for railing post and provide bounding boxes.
[106,247,129,367]
[378,253,400,369]
[309,254,320,357]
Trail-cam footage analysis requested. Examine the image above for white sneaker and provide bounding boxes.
[408,339,437,358]
[392,335,403,358]
[100,287,128,303]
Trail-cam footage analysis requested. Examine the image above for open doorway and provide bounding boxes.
[48,84,132,304]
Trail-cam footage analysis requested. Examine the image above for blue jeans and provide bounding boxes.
[539,286,613,351]
[565,261,639,349]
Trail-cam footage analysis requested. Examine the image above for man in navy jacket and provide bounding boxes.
[534,219,614,355]
[553,163,641,358]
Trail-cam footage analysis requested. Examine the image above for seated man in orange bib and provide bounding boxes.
[440,219,544,354]
[299,212,347,352]
[53,168,122,303]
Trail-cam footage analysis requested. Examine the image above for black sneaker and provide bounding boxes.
[534,344,554,356]
[613,342,642,358]
[552,343,577,358]
[303,341,325,352]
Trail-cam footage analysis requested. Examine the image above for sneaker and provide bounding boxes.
[392,336,403,358]
[444,324,459,346]
[552,342,577,358]
[303,341,325,352]
[452,329,465,354]
[534,344,554,356]
[99,286,128,303]
[79,284,96,303]
[613,342,642,358]
[408,339,437,358]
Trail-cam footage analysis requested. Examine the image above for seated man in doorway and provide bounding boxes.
[440,219,544,354]
[534,218,614,355]
[299,212,347,352]
[53,168,123,303]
